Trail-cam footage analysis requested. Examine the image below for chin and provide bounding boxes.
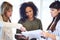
[51,15,54,17]
[8,16,11,18]
[52,16,54,17]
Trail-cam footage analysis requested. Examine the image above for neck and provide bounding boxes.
[28,17,34,21]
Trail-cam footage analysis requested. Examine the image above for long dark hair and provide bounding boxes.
[47,1,60,32]
[19,2,38,22]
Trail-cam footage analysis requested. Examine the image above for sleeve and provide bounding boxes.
[18,19,22,24]
[2,21,23,29]
[56,36,60,40]
[56,20,60,40]
[38,19,43,30]
[1,21,23,40]
[18,19,24,24]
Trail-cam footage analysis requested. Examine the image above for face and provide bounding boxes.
[25,7,34,19]
[6,8,12,18]
[50,8,60,17]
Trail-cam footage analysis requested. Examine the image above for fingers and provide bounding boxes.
[41,31,49,38]
[15,34,29,40]
[27,37,29,40]
[20,27,27,32]
[41,31,47,38]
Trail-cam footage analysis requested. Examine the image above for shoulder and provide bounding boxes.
[56,20,60,30]
[35,18,42,25]
[56,20,60,26]
[18,19,22,24]
[58,20,60,24]
[18,18,26,24]
[35,18,41,22]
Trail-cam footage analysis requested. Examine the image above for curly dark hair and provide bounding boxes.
[19,2,38,22]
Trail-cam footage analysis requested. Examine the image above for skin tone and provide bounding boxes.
[20,26,26,32]
[50,8,60,17]
[42,8,60,40]
[25,6,34,21]
[6,8,12,18]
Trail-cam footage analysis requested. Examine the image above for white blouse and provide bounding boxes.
[47,20,60,40]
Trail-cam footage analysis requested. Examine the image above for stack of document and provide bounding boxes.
[21,30,46,40]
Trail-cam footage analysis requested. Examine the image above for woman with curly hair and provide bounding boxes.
[18,2,43,31]
[15,2,43,40]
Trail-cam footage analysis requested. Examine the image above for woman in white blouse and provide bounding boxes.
[42,1,60,40]
[0,1,26,40]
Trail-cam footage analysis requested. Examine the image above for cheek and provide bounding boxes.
[26,13,29,16]
[26,10,34,17]
[26,12,33,16]
[51,12,55,17]
[54,13,58,17]
[51,12,58,17]
[31,11,33,14]
[29,12,33,16]
[6,12,12,17]
[30,11,33,15]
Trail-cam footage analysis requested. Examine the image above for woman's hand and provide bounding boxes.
[41,31,56,40]
[15,34,29,40]
[41,31,49,38]
[20,27,27,32]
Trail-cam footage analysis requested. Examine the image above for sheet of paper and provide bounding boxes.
[21,29,45,40]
